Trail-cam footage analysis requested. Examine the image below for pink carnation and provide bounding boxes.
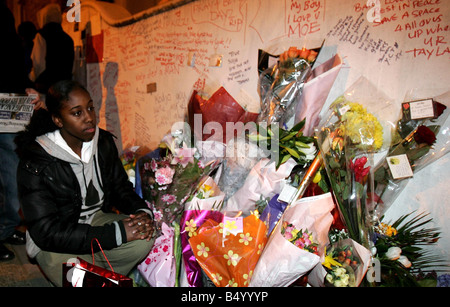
[150,159,158,172]
[155,166,175,185]
[161,194,176,204]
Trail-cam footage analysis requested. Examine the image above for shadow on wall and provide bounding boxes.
[102,61,123,153]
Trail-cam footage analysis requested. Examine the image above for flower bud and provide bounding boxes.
[398,255,412,268]
[385,246,402,260]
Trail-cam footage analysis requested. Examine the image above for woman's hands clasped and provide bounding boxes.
[122,212,155,242]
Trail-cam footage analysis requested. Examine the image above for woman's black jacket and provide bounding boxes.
[16,129,148,254]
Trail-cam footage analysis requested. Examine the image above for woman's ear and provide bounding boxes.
[52,114,63,128]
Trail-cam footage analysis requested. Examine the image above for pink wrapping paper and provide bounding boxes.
[137,222,176,287]
[250,193,335,287]
[294,54,343,136]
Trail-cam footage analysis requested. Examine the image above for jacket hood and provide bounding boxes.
[35,126,100,164]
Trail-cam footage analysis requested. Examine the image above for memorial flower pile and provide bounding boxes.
[129,47,449,287]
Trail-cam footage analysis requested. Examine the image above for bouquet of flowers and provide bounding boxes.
[179,177,225,287]
[257,45,342,137]
[248,118,317,170]
[369,211,447,287]
[315,77,395,248]
[257,47,316,126]
[188,211,268,287]
[120,145,147,187]
[138,131,220,233]
[250,192,335,287]
[372,91,450,220]
[280,222,319,255]
[322,238,372,287]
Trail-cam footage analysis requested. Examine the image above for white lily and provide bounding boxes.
[385,246,402,260]
[398,255,412,268]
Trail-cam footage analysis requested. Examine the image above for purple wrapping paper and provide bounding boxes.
[260,194,288,234]
[180,209,224,287]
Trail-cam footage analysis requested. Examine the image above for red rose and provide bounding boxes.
[349,156,370,183]
[414,125,436,145]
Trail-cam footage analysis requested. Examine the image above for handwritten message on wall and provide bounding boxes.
[68,0,449,151]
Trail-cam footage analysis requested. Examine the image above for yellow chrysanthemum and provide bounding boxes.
[341,102,384,151]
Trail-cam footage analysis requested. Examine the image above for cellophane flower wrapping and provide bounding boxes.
[293,53,343,136]
[315,76,395,248]
[137,222,176,287]
[180,176,225,287]
[372,90,450,220]
[225,157,297,212]
[188,211,268,287]
[249,192,334,287]
[311,238,371,287]
[217,137,267,203]
[257,54,312,127]
[138,131,220,235]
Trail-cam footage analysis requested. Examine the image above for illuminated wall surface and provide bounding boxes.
[61,0,449,269]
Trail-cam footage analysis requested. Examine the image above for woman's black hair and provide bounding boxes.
[15,80,89,157]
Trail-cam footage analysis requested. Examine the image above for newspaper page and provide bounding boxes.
[0,93,36,133]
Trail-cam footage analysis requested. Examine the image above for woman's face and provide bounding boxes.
[52,87,97,154]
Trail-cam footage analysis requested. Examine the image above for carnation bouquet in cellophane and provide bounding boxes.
[315,76,396,248]
[318,238,372,287]
[138,130,220,233]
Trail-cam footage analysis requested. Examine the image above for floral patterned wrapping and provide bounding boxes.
[188,213,268,287]
[137,222,176,287]
[180,209,224,287]
[180,177,226,287]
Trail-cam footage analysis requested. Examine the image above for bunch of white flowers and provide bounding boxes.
[385,246,412,268]
[326,267,351,287]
